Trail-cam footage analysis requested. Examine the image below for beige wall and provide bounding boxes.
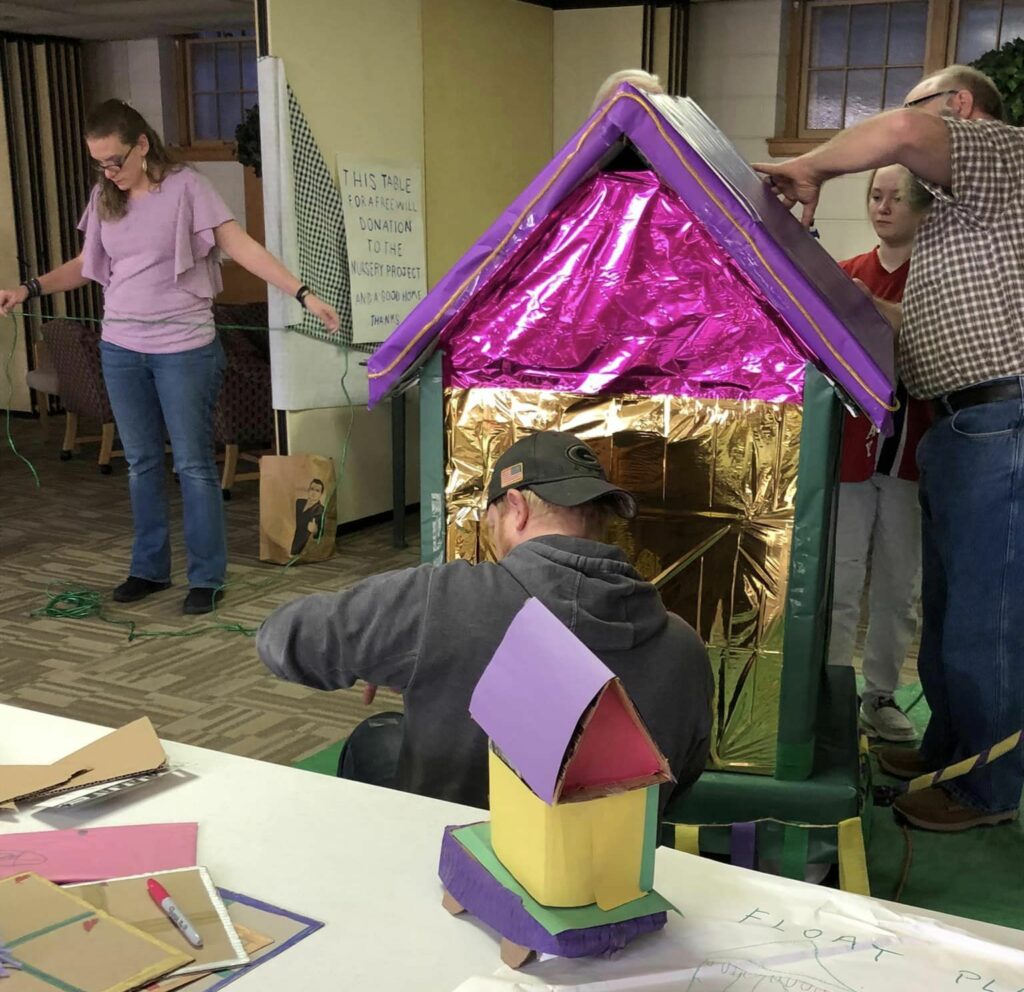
[687,0,874,262]
[0,79,29,412]
[82,38,179,144]
[552,6,643,150]
[422,0,553,284]
[268,0,424,168]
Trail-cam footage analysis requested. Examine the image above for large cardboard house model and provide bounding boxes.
[370,86,895,855]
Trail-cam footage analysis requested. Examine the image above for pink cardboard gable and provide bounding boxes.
[560,681,669,798]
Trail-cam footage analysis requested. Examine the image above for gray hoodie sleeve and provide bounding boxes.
[256,564,434,692]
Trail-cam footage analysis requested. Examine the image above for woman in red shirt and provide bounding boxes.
[830,165,933,742]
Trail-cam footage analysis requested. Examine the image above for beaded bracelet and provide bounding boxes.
[21,278,42,299]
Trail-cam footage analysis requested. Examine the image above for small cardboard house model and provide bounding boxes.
[439,599,675,966]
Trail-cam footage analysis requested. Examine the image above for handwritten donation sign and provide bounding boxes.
[337,157,427,344]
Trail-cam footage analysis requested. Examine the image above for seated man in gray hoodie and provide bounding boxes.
[257,430,712,811]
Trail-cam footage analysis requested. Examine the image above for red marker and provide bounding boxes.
[147,877,203,948]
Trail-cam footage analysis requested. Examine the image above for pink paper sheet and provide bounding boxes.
[0,822,198,883]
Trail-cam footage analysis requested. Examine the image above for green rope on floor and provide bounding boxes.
[29,586,259,641]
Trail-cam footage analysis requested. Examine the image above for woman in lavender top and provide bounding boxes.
[0,100,339,615]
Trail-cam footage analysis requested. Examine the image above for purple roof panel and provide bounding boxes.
[367,85,896,432]
[469,598,613,805]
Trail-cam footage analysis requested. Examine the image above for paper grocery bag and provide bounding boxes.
[260,454,337,564]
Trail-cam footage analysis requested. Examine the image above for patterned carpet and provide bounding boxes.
[0,416,413,766]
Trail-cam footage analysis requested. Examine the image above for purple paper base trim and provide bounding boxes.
[729,822,757,871]
[438,825,667,959]
[203,888,325,992]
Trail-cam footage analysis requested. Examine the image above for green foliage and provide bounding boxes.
[971,37,1024,126]
[235,103,261,177]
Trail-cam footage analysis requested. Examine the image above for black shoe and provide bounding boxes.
[183,587,223,615]
[112,576,172,603]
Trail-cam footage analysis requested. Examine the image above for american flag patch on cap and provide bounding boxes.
[500,463,524,488]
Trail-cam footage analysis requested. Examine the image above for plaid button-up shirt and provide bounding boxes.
[900,118,1024,399]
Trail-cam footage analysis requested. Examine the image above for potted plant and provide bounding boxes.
[971,38,1024,126]
[235,103,262,176]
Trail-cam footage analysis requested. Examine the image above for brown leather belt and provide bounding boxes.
[933,377,1023,417]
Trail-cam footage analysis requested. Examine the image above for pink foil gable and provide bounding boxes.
[441,171,812,402]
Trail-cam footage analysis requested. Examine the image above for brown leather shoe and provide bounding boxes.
[894,787,1019,832]
[876,746,933,780]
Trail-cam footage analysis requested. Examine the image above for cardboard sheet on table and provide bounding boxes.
[145,887,325,992]
[453,823,674,935]
[0,823,199,883]
[68,867,248,975]
[142,922,274,992]
[0,871,190,992]
[0,717,167,806]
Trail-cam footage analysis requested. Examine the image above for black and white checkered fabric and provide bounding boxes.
[901,118,1024,399]
[287,86,373,353]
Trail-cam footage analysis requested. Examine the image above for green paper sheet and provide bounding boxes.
[452,823,677,936]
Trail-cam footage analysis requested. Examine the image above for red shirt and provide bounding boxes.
[839,249,933,483]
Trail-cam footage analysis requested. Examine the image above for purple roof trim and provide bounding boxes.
[367,86,896,432]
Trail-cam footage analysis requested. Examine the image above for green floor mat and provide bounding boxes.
[865,681,1024,929]
[293,739,345,776]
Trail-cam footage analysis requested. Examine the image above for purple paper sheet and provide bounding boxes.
[469,599,612,804]
[438,825,667,959]
[367,85,895,433]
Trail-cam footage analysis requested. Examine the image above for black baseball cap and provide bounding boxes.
[486,431,637,519]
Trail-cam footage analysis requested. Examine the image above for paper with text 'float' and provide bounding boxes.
[449,845,1024,991]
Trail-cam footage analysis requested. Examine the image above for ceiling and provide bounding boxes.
[0,0,253,41]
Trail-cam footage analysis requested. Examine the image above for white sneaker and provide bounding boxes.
[860,696,917,742]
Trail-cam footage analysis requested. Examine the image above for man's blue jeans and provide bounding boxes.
[917,378,1024,814]
[100,339,227,590]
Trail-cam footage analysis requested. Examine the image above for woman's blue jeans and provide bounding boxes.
[916,379,1024,814]
[100,338,227,589]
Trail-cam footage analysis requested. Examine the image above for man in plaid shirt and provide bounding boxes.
[755,65,1023,832]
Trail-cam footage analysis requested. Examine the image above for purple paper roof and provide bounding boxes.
[469,598,614,805]
[367,86,896,432]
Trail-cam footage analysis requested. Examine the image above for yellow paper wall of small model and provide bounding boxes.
[488,749,647,910]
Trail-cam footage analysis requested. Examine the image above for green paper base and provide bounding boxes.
[453,822,676,936]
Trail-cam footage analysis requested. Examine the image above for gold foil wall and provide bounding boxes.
[445,388,803,775]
